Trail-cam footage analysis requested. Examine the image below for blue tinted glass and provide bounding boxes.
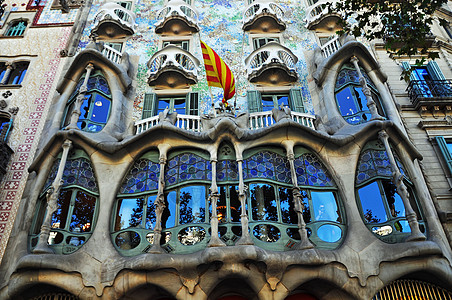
[354,87,368,111]
[317,224,342,243]
[312,191,340,222]
[179,185,206,224]
[0,70,5,82]
[382,180,405,218]
[90,94,110,123]
[85,123,103,132]
[18,69,27,84]
[336,87,358,116]
[146,195,157,230]
[358,182,388,223]
[413,67,429,81]
[174,99,186,115]
[115,198,143,230]
[79,95,91,120]
[158,99,170,114]
[447,141,452,155]
[262,96,274,111]
[277,96,289,107]
[163,191,176,228]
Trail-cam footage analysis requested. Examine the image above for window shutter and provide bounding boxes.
[289,88,305,113]
[401,62,417,81]
[186,92,199,115]
[142,93,157,119]
[436,136,452,175]
[427,61,446,80]
[247,90,262,113]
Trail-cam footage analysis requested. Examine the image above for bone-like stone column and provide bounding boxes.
[378,130,426,242]
[208,159,226,247]
[66,63,94,130]
[0,62,14,85]
[282,140,314,250]
[33,139,73,254]
[235,159,253,245]
[350,56,384,121]
[149,144,171,253]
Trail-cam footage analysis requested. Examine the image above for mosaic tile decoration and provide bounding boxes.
[165,153,212,186]
[243,151,291,184]
[335,63,377,91]
[356,148,407,185]
[119,158,160,194]
[294,153,334,187]
[0,27,72,261]
[216,159,238,182]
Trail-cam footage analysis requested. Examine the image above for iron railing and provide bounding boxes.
[407,79,452,103]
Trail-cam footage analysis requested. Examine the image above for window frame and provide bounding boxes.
[4,19,27,37]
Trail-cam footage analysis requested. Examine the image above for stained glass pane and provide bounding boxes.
[46,157,98,193]
[120,159,160,194]
[217,160,238,182]
[244,151,290,183]
[165,153,211,185]
[294,153,334,187]
[356,148,406,185]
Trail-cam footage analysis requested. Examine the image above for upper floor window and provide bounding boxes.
[62,70,112,132]
[335,63,385,125]
[0,113,12,142]
[29,149,99,254]
[246,88,305,113]
[5,20,27,37]
[355,140,425,243]
[0,61,29,85]
[141,92,198,119]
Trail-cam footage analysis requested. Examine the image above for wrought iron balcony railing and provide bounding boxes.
[407,80,452,103]
[93,2,136,30]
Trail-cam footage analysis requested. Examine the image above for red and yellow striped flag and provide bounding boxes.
[200,40,236,105]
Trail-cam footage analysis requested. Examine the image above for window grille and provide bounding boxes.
[6,20,27,37]
[373,279,452,300]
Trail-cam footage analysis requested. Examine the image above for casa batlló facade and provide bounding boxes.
[1,0,452,299]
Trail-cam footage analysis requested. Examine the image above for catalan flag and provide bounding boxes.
[200,40,236,105]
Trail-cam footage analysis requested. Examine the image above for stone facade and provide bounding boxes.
[0,0,452,299]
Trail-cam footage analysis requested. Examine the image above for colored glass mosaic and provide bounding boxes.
[70,75,111,99]
[335,64,376,90]
[120,159,160,194]
[44,157,98,193]
[356,149,407,185]
[243,151,291,184]
[165,153,212,186]
[217,160,238,182]
[294,153,334,187]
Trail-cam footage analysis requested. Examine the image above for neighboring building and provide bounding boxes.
[0,0,452,299]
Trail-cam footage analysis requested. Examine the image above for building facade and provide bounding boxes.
[0,0,452,299]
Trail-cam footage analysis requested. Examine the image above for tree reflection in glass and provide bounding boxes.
[358,182,387,223]
[146,195,157,230]
[51,190,71,229]
[229,186,241,222]
[115,198,144,231]
[179,186,206,224]
[250,183,278,221]
[280,187,296,224]
[162,191,177,229]
[381,180,404,218]
[217,186,228,223]
[70,191,96,232]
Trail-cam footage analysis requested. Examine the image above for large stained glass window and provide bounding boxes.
[112,151,159,255]
[62,70,112,133]
[335,63,385,125]
[243,147,345,251]
[355,140,425,243]
[30,149,99,255]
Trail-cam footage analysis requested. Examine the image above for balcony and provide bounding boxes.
[147,45,200,89]
[320,35,341,58]
[155,0,199,35]
[407,79,452,111]
[134,111,316,134]
[102,44,122,64]
[91,2,136,39]
[305,0,341,31]
[245,41,298,85]
[242,0,286,33]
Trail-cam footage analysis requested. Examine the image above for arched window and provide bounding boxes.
[112,150,160,255]
[5,20,27,37]
[29,149,99,254]
[0,61,29,85]
[62,70,112,132]
[335,63,385,125]
[355,140,425,243]
[243,147,345,250]
[162,150,211,253]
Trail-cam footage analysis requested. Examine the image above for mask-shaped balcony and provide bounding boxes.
[305,0,341,31]
[91,2,136,39]
[242,0,286,33]
[155,0,199,35]
[147,45,200,89]
[245,41,298,85]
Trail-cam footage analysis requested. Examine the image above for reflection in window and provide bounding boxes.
[335,63,385,125]
[62,70,112,132]
[356,140,424,242]
[29,150,99,254]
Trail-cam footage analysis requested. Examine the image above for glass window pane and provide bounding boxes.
[79,95,91,120]
[114,198,144,231]
[262,96,274,111]
[52,190,72,229]
[250,183,278,221]
[90,94,110,123]
[163,191,177,228]
[179,185,206,224]
[277,95,289,107]
[173,98,186,115]
[382,180,405,218]
[146,195,157,230]
[280,187,297,224]
[358,182,388,223]
[354,87,369,111]
[336,87,358,116]
[217,186,227,223]
[312,191,341,222]
[158,99,171,114]
[70,191,96,232]
[229,186,241,222]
